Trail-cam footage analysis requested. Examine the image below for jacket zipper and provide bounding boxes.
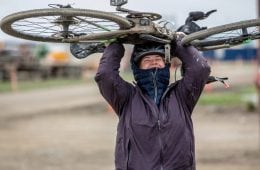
[152,69,164,170]
[151,69,158,104]
[157,119,164,170]
[161,83,176,102]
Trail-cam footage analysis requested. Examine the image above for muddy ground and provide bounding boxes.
[0,102,259,170]
[0,62,260,170]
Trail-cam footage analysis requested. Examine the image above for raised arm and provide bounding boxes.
[172,40,211,113]
[94,43,133,116]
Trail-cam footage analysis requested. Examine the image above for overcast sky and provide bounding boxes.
[0,0,257,41]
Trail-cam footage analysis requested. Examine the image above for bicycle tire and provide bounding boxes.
[181,19,260,50]
[0,8,132,43]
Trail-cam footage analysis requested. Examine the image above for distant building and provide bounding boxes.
[203,48,257,61]
[223,48,257,61]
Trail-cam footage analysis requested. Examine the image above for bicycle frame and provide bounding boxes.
[63,1,175,44]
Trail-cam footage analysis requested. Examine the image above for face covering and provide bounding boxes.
[132,63,170,106]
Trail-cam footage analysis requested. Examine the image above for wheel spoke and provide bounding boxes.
[75,17,111,31]
[9,15,122,39]
[202,26,260,42]
[13,20,61,33]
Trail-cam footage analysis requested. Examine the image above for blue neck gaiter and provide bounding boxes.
[132,63,170,106]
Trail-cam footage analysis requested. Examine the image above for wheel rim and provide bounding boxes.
[181,19,260,50]
[191,25,260,48]
[8,16,123,41]
[1,9,132,42]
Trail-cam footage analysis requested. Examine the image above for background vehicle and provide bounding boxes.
[0,42,82,81]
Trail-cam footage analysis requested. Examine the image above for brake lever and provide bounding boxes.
[207,76,229,88]
[204,9,217,18]
[215,76,229,88]
[187,9,217,22]
[178,9,217,34]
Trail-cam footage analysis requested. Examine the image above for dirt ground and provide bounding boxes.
[0,102,259,170]
[0,62,260,170]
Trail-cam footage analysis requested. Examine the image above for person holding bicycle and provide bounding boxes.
[94,35,211,170]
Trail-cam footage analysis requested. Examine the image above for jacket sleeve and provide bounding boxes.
[94,43,133,116]
[172,41,211,114]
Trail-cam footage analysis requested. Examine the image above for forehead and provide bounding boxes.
[141,54,164,60]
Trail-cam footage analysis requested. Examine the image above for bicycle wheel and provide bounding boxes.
[0,8,132,43]
[181,19,260,50]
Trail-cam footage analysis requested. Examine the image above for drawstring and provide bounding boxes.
[164,44,171,64]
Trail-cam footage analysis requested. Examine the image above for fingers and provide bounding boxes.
[175,32,186,41]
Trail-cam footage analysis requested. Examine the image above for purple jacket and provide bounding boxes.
[95,42,211,170]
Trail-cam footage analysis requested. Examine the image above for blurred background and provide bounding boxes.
[0,0,260,170]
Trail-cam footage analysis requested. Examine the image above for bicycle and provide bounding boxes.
[0,0,258,85]
[1,0,259,50]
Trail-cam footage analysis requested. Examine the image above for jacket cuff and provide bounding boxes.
[106,42,125,53]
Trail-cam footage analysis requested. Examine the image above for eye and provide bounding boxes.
[143,59,151,63]
[155,58,163,62]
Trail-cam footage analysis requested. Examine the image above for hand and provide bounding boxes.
[70,42,105,59]
[175,32,186,41]
[103,37,125,46]
[171,32,187,56]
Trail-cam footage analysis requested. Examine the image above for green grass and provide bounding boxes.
[199,92,242,105]
[0,78,88,93]
[120,71,134,82]
[199,85,257,106]
[4,71,255,107]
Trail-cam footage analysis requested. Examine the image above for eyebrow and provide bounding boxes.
[143,55,163,59]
